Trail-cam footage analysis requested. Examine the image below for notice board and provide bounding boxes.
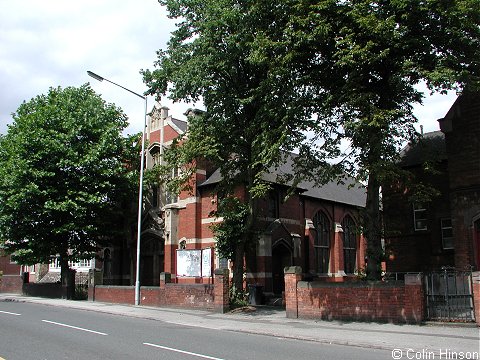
[176,248,212,277]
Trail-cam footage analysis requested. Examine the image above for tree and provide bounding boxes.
[0,84,135,285]
[144,0,480,284]
[142,0,310,290]
[259,0,480,279]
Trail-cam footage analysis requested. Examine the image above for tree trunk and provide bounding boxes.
[59,252,74,299]
[59,253,69,287]
[231,158,258,293]
[232,240,246,291]
[364,171,383,280]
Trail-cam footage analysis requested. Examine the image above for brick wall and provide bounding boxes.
[163,283,215,309]
[383,158,454,272]
[94,286,136,305]
[0,253,22,275]
[93,284,215,309]
[92,270,230,313]
[164,124,180,143]
[285,268,424,324]
[443,92,480,191]
[451,189,480,268]
[440,92,480,269]
[0,275,23,294]
[95,284,217,309]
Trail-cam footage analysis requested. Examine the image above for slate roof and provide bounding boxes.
[199,154,366,208]
[399,131,447,167]
[171,117,187,133]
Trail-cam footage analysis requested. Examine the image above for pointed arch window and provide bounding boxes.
[313,211,331,274]
[342,215,358,274]
[267,189,279,219]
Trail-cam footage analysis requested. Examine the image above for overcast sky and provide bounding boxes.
[0,0,456,136]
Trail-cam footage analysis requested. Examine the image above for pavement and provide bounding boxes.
[1,293,479,357]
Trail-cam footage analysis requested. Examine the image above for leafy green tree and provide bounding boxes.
[145,0,479,284]
[143,0,309,290]
[254,0,480,279]
[0,84,136,284]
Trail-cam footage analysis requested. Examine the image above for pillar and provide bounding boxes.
[285,266,302,319]
[404,273,424,323]
[214,268,230,313]
[160,272,171,289]
[472,272,480,326]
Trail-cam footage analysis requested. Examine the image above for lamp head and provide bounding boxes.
[87,71,104,82]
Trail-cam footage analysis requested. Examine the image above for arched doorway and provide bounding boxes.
[139,208,165,286]
[272,239,293,295]
[140,235,164,286]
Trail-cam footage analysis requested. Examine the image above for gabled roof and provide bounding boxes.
[300,177,365,207]
[170,118,187,133]
[199,154,366,207]
[399,131,447,167]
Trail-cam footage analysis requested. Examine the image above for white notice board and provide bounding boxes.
[176,248,212,277]
[176,249,201,277]
[202,248,212,277]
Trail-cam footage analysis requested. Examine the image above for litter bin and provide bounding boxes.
[248,284,263,305]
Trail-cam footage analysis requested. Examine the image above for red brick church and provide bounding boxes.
[134,102,367,297]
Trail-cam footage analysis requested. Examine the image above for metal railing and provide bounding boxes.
[424,267,475,322]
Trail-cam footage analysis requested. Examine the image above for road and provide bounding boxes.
[0,301,392,360]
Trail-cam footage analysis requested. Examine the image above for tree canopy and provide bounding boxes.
[0,84,136,276]
[268,0,480,278]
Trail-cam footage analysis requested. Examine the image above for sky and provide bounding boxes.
[0,0,195,136]
[0,1,457,137]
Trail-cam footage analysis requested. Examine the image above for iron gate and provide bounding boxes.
[424,268,475,322]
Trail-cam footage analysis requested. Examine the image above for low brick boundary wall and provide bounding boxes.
[285,266,424,324]
[0,275,23,294]
[94,284,216,309]
[90,269,230,313]
[93,286,136,304]
[163,284,214,309]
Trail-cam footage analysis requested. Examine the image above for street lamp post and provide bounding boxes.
[87,70,147,306]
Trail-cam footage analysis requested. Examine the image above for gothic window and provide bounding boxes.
[342,215,357,274]
[267,190,279,219]
[313,211,331,274]
[152,186,159,208]
[165,167,179,205]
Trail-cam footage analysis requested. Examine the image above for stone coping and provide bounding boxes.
[297,280,405,289]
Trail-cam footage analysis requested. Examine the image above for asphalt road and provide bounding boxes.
[0,301,392,360]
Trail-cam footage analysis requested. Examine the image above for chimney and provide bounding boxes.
[420,125,424,136]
